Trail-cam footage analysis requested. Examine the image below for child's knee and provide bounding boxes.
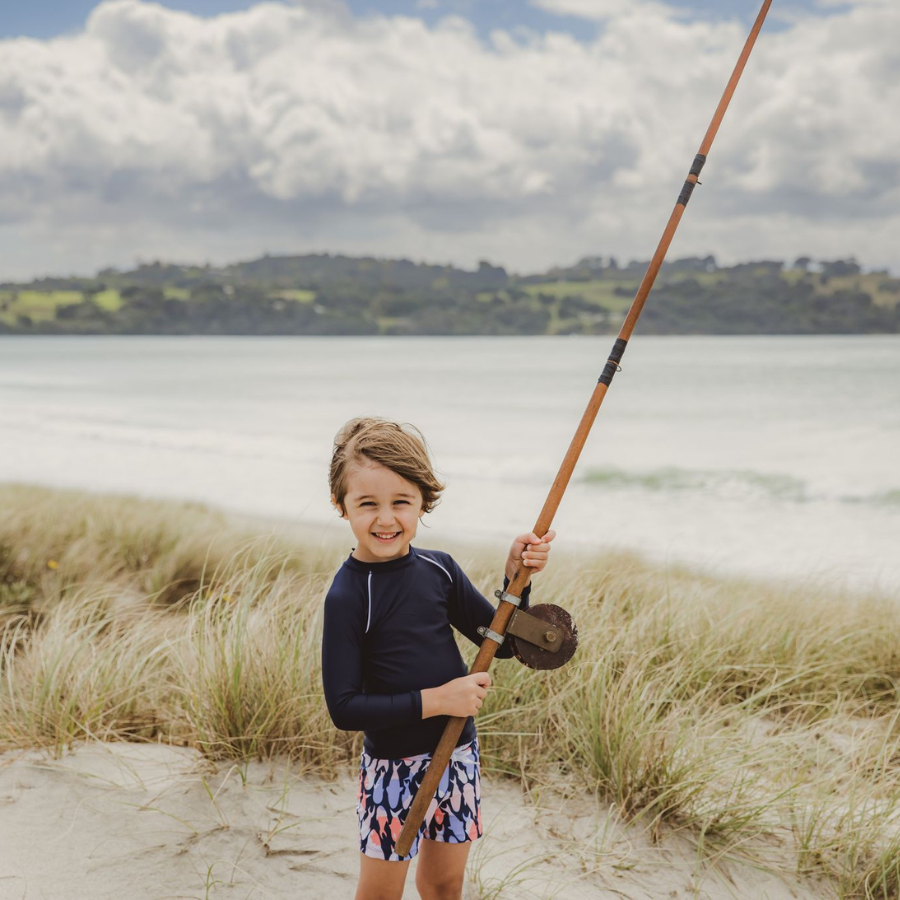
[415,868,464,900]
[356,879,406,900]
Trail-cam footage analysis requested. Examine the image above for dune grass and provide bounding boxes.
[2,484,899,896]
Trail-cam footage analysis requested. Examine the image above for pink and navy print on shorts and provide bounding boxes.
[357,737,483,861]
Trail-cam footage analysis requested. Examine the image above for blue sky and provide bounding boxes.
[2,0,829,42]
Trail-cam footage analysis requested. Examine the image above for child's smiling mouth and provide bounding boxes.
[373,532,401,542]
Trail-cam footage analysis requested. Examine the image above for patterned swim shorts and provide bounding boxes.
[357,737,482,861]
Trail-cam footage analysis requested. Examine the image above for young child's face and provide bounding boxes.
[334,459,425,563]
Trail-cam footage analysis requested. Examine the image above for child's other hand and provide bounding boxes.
[506,530,555,582]
[426,672,492,719]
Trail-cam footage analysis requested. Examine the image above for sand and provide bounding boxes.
[0,741,830,900]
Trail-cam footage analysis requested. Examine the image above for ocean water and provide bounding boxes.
[1,335,897,593]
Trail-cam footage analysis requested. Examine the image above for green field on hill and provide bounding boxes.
[1,253,897,335]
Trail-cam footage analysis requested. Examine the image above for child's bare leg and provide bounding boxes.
[356,853,411,900]
[414,839,472,900]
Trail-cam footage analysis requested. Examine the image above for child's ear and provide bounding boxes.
[331,495,347,518]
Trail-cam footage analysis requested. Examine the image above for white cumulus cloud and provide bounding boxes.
[0,0,897,279]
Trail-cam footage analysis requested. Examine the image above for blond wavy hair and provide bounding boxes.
[329,417,445,515]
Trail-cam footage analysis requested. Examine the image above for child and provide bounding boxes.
[321,417,554,900]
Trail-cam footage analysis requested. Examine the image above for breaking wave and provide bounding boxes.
[582,466,899,509]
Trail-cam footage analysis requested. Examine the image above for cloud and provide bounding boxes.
[0,0,898,279]
[528,0,677,21]
[816,0,891,7]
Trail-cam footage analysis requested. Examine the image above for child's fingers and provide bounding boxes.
[522,539,553,565]
[526,538,552,552]
[518,530,556,547]
[527,530,556,566]
[511,530,557,568]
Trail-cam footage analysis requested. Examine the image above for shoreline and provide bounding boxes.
[11,480,889,603]
[139,496,900,604]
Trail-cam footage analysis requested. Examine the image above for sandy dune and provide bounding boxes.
[0,741,832,900]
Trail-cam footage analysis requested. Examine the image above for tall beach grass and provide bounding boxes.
[2,484,899,897]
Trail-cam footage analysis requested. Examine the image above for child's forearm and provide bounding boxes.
[420,687,443,719]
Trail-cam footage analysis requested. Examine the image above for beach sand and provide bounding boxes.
[0,741,827,900]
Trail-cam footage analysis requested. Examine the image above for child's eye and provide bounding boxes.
[360,501,375,507]
[394,500,409,506]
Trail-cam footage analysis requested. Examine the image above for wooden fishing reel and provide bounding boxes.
[480,592,579,670]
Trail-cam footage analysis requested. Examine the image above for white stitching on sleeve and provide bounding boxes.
[419,554,453,583]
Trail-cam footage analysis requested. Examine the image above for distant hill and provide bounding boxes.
[1,252,898,336]
[89,254,510,293]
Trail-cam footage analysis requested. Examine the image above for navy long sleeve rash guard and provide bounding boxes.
[321,545,530,759]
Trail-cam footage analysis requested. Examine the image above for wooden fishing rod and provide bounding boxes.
[396,0,774,858]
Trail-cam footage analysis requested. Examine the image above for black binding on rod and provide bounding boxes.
[598,338,628,386]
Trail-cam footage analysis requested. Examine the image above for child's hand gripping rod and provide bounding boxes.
[395,0,774,858]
